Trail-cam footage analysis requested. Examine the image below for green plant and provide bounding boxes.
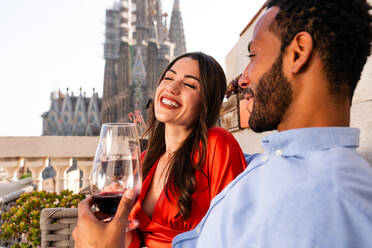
[19,173,32,179]
[0,190,85,248]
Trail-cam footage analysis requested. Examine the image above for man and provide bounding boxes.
[73,0,372,247]
[172,0,372,247]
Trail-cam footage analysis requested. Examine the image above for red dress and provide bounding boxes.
[129,127,247,248]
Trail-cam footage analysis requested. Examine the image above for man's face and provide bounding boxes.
[248,52,293,132]
[239,7,293,132]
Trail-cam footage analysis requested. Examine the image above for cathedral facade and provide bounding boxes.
[101,0,186,123]
[41,89,102,136]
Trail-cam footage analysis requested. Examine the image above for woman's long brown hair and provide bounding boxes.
[142,52,227,219]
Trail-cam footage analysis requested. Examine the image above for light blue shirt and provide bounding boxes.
[173,127,372,248]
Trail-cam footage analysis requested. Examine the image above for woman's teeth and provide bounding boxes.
[162,98,180,107]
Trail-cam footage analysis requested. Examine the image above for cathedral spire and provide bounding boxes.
[155,0,165,42]
[132,46,147,116]
[132,46,146,79]
[149,17,159,42]
[119,0,136,43]
[168,0,186,57]
[133,0,149,43]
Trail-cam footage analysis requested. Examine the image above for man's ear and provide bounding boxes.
[289,32,313,74]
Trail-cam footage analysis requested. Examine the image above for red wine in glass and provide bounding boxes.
[92,192,123,216]
[92,159,139,216]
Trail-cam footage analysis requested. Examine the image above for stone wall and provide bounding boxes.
[351,55,372,164]
[0,136,99,158]
[0,136,99,192]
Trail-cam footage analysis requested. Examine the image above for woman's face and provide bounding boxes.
[154,57,202,129]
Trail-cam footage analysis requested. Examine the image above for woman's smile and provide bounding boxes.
[160,96,181,108]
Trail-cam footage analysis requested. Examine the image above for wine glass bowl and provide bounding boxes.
[91,123,142,229]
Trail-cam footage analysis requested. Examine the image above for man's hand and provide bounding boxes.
[72,189,135,248]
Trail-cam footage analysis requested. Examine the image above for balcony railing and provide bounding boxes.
[0,136,99,193]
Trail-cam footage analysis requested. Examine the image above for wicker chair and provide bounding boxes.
[0,178,35,247]
[40,208,78,248]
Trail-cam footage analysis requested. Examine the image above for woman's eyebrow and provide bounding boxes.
[168,68,200,83]
[185,75,200,83]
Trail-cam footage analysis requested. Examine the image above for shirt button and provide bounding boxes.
[196,227,201,233]
[261,155,268,162]
[275,149,283,157]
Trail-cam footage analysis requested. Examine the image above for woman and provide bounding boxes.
[73,52,246,248]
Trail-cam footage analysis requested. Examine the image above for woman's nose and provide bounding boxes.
[165,80,181,95]
[238,66,250,88]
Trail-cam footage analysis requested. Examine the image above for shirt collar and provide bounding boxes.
[261,127,360,156]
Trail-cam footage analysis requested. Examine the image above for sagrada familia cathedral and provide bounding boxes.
[101,0,186,123]
[42,0,185,136]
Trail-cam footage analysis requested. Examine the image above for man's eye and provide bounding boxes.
[246,54,256,59]
[184,83,196,89]
[164,77,173,81]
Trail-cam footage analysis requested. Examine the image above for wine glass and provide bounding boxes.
[91,123,142,230]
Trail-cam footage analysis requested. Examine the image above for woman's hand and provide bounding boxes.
[102,181,126,193]
[72,190,135,248]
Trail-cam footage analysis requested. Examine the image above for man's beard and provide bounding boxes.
[249,52,293,132]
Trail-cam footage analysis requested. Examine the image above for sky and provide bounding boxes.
[0,0,265,136]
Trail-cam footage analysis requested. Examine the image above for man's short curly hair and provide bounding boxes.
[266,0,372,99]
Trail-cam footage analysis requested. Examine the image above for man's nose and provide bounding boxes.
[238,66,250,88]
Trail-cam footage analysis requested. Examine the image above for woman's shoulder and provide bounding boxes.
[207,127,235,141]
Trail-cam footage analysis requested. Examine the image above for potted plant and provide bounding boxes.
[0,190,84,248]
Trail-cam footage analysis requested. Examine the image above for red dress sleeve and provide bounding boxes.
[205,127,247,198]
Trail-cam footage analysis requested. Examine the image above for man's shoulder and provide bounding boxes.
[279,146,372,222]
[309,146,372,196]
[329,148,372,220]
[292,145,372,198]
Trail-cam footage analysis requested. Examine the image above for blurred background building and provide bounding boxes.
[101,0,186,123]
[41,89,102,136]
